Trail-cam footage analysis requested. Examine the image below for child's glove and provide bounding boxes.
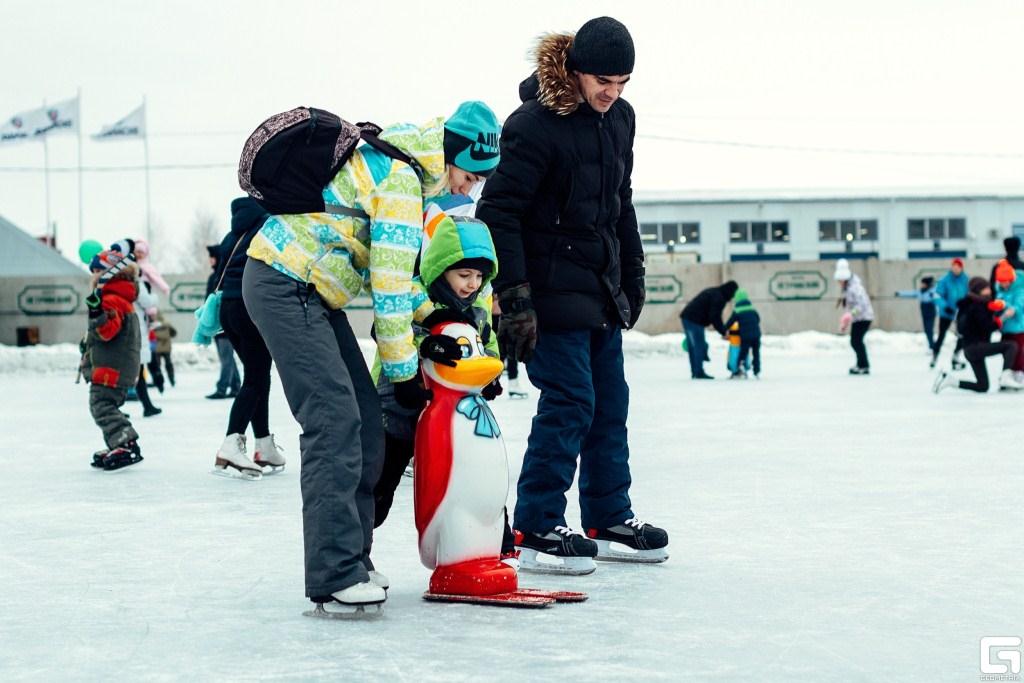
[481,379,503,401]
[420,334,463,367]
[838,312,853,333]
[988,300,1007,313]
[393,377,432,410]
[498,283,538,363]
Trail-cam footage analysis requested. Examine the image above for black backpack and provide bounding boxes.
[238,107,423,216]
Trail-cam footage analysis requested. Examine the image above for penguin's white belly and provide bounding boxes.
[422,402,509,568]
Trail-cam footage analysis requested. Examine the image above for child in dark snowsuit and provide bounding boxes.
[81,250,143,470]
[932,276,1024,393]
[724,288,762,378]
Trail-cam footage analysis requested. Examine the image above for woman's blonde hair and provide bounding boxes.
[422,167,450,199]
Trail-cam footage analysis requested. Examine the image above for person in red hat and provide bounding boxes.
[932,257,969,368]
[993,259,1024,379]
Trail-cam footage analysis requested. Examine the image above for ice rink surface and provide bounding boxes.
[1,333,1021,682]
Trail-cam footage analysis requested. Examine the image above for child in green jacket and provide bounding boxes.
[373,206,519,562]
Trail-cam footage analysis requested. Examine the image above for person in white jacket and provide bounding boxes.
[133,281,162,416]
[835,258,875,375]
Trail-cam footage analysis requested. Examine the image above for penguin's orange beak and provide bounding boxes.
[435,355,504,387]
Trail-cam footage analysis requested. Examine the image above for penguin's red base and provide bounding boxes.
[429,558,519,596]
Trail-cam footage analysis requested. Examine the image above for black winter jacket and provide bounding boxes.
[681,282,739,336]
[956,294,1000,347]
[477,33,644,332]
[214,197,269,301]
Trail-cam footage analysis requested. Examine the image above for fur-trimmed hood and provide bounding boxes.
[519,32,581,116]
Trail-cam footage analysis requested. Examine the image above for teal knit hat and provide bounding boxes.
[444,101,501,176]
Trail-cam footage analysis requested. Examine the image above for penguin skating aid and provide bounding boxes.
[414,321,586,608]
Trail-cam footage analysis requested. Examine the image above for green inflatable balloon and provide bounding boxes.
[78,239,104,265]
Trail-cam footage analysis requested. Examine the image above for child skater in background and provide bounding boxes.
[895,275,939,360]
[725,321,743,377]
[932,276,1024,393]
[724,288,762,379]
[81,248,144,470]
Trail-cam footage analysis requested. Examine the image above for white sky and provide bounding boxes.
[1,0,1022,270]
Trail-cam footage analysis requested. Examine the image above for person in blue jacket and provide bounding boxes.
[932,257,969,368]
[895,275,939,356]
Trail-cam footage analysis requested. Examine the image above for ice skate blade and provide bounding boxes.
[517,549,596,575]
[256,462,286,475]
[303,602,383,620]
[594,540,669,564]
[508,392,528,400]
[211,463,262,481]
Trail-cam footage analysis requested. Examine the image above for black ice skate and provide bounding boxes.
[515,526,598,575]
[100,442,143,471]
[90,449,109,468]
[587,518,669,564]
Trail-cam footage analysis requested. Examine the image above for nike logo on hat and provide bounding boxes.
[469,132,499,161]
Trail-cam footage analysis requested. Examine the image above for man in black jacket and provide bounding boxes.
[680,281,739,379]
[478,16,668,574]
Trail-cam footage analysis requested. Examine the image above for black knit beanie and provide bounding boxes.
[447,257,493,279]
[567,16,635,75]
[968,276,989,294]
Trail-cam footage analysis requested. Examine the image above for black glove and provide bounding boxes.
[86,292,102,319]
[393,378,432,410]
[498,283,538,364]
[481,379,503,401]
[622,260,646,329]
[420,334,463,367]
[88,304,103,319]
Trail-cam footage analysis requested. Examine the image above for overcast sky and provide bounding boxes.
[2,0,1022,270]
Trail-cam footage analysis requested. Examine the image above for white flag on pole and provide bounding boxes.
[0,96,79,145]
[93,103,146,141]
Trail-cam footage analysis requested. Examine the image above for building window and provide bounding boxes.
[639,222,700,245]
[908,217,967,240]
[819,219,878,241]
[730,220,789,243]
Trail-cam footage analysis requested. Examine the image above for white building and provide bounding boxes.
[634,186,1024,263]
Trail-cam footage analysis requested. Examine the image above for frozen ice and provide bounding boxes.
[0,332,1021,681]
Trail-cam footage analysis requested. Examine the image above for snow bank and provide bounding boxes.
[1,331,928,374]
[0,342,223,375]
[623,328,928,358]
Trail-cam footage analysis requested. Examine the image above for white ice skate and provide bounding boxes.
[253,434,286,473]
[368,570,389,591]
[303,581,386,619]
[932,370,957,394]
[999,369,1024,391]
[213,434,262,480]
[507,378,529,400]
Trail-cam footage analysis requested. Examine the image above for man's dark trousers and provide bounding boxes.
[514,327,633,534]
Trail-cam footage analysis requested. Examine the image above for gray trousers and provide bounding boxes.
[89,384,139,449]
[214,336,241,394]
[242,259,384,598]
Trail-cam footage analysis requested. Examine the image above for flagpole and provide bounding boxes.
[142,96,151,242]
[42,98,52,245]
[77,87,83,248]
